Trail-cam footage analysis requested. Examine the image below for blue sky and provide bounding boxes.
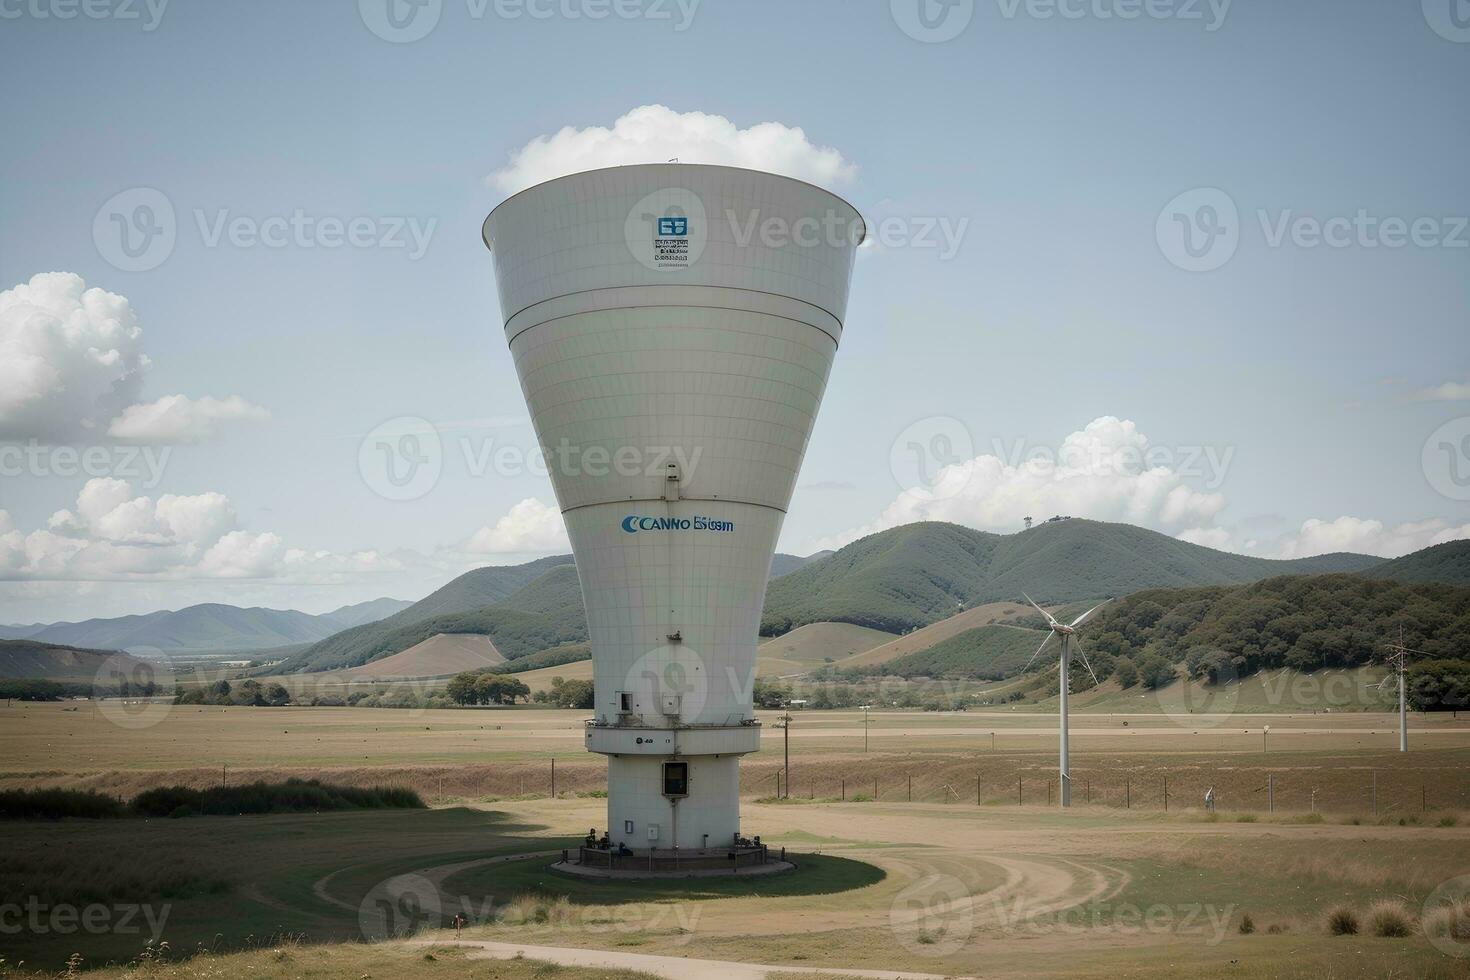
[1,0,1467,622]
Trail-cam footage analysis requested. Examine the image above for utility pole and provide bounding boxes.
[861,705,871,753]
[778,712,792,799]
[1383,626,1423,753]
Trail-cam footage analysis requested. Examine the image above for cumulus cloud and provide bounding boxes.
[1271,516,1470,559]
[0,478,394,582]
[463,498,569,554]
[0,272,268,443]
[813,417,1227,551]
[0,272,147,439]
[1416,379,1470,401]
[108,394,269,443]
[489,105,857,195]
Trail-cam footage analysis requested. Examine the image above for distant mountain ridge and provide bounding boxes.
[0,596,413,654]
[278,520,1468,675]
[760,520,1388,635]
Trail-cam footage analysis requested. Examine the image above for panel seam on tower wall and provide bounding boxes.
[503,285,846,346]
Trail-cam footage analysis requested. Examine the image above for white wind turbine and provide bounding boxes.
[1019,594,1109,807]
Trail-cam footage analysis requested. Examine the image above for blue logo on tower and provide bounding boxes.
[621,515,736,534]
[652,212,692,268]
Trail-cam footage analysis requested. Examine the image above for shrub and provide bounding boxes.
[0,787,127,820]
[1365,900,1413,938]
[1326,905,1359,936]
[1440,814,1459,828]
[1238,913,1255,935]
[131,779,423,817]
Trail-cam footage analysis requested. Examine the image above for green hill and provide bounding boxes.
[0,639,158,683]
[1365,540,1470,585]
[282,565,588,672]
[760,519,1382,635]
[876,625,1048,680]
[0,597,412,653]
[1082,574,1470,688]
[283,555,574,671]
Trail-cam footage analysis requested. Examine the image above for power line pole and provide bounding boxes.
[1383,626,1424,753]
[778,711,792,799]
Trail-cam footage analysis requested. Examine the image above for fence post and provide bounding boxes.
[1372,771,1377,815]
[1017,775,1022,805]
[977,772,981,806]
[1163,777,1168,812]
[551,758,556,798]
[1268,774,1273,813]
[1086,779,1090,805]
[908,774,912,802]
[1423,785,1427,812]
[841,778,846,801]
[1126,777,1131,809]
[874,778,879,801]
[1047,780,1052,806]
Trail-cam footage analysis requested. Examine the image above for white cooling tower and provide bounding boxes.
[483,164,862,852]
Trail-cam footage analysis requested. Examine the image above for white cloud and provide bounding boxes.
[0,478,384,583]
[0,272,268,443]
[489,104,857,195]
[463,498,569,554]
[109,394,269,443]
[813,417,1226,551]
[0,272,147,439]
[1271,516,1470,559]
[1416,379,1470,401]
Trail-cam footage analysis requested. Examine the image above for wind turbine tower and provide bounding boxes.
[1020,594,1107,807]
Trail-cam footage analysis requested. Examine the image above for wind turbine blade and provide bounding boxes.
[1069,600,1109,630]
[1021,631,1053,675]
[1074,640,1101,689]
[1021,592,1059,626]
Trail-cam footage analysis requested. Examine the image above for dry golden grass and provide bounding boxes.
[1365,899,1416,937]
